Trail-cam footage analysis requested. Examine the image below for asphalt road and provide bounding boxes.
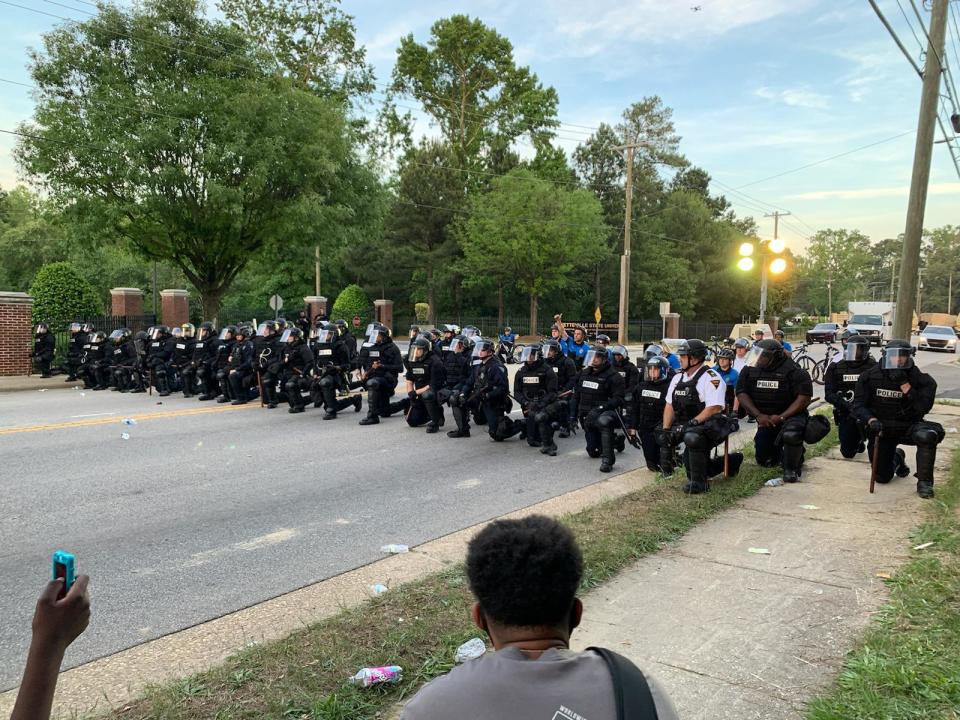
[2,349,958,690]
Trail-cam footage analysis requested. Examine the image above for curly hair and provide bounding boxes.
[466,515,583,628]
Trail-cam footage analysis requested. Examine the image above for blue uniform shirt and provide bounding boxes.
[499,332,517,344]
[664,352,681,370]
[780,340,793,352]
[562,337,589,365]
[716,366,739,388]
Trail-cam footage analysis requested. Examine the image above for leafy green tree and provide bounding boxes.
[16,0,366,320]
[331,283,372,332]
[920,225,960,315]
[30,262,102,325]
[390,15,559,177]
[795,229,872,314]
[459,168,609,332]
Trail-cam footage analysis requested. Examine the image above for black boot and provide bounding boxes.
[359,414,380,426]
[895,448,911,478]
[615,433,626,453]
[599,430,615,473]
[915,444,935,498]
[353,395,363,413]
[782,442,804,483]
[682,444,710,494]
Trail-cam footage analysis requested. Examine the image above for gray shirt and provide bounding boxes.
[401,647,678,720]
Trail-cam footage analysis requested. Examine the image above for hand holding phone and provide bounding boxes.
[52,550,75,600]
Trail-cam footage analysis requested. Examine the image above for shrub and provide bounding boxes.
[30,261,102,326]
[331,284,372,335]
[415,302,430,323]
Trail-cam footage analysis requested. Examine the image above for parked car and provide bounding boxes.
[916,325,958,352]
[806,322,840,344]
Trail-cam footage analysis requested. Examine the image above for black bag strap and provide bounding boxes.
[588,646,659,720]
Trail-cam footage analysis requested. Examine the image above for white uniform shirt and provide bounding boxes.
[733,355,747,373]
[666,366,727,408]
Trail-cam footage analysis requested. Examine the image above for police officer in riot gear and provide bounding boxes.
[64,322,86,381]
[440,335,473,435]
[78,330,107,389]
[227,325,255,404]
[824,335,875,459]
[333,319,357,360]
[254,321,282,409]
[661,339,730,494]
[736,339,815,483]
[31,323,56,377]
[214,326,237,402]
[189,322,221,401]
[107,329,135,391]
[628,356,674,473]
[127,331,150,393]
[455,338,511,440]
[146,326,174,396]
[508,345,558,450]
[576,344,625,472]
[400,334,447,432]
[280,327,314,413]
[611,345,640,453]
[538,339,578,442]
[440,324,459,354]
[313,324,361,419]
[852,340,943,498]
[168,323,196,396]
[358,323,404,425]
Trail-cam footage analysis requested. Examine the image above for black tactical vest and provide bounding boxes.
[636,379,669,428]
[313,342,337,367]
[578,364,616,414]
[671,366,708,424]
[743,362,796,415]
[833,359,874,399]
[408,359,432,389]
[517,363,551,402]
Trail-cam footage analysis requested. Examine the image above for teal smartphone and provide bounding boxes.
[52,550,76,600]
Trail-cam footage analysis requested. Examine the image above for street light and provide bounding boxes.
[735,237,789,323]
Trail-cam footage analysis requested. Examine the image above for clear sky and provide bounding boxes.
[1,0,958,251]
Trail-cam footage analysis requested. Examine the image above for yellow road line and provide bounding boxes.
[0,403,259,435]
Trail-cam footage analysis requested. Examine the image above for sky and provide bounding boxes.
[1,0,959,253]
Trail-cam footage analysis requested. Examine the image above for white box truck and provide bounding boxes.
[846,302,895,345]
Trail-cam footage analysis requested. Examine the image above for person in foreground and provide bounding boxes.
[11,575,91,720]
[402,515,677,719]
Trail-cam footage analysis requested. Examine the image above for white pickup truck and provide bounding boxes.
[846,302,895,345]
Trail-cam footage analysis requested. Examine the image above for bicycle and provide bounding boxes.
[792,342,836,385]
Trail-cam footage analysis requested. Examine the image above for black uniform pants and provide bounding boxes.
[196,362,218,396]
[833,408,867,458]
[406,390,444,427]
[364,376,396,418]
[680,422,731,484]
[581,410,618,464]
[872,422,944,483]
[284,374,310,409]
[318,373,355,413]
[65,354,82,379]
[228,370,254,401]
[638,425,661,471]
[180,364,199,395]
[754,416,809,474]
[33,351,54,375]
[217,369,233,399]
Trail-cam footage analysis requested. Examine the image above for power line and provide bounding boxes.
[869,0,924,76]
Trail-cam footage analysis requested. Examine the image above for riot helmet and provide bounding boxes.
[596,334,611,347]
[749,339,784,368]
[519,344,542,365]
[235,325,253,340]
[108,328,130,343]
[442,324,458,338]
[409,324,421,339]
[257,321,278,338]
[69,322,82,334]
[171,327,182,338]
[218,325,236,341]
[471,337,495,360]
[881,339,914,372]
[676,339,708,369]
[91,330,107,343]
[312,325,337,344]
[198,321,216,341]
[281,327,303,344]
[646,356,670,381]
[34,323,49,335]
[644,343,664,360]
[180,323,196,339]
[366,323,389,345]
[448,335,468,354]
[612,345,628,364]
[333,319,348,335]
[149,326,169,341]
[462,325,481,339]
[81,322,95,334]
[409,334,432,362]
[583,344,609,370]
[734,337,750,351]
[843,335,871,363]
[542,339,563,361]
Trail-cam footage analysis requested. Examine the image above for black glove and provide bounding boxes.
[407,390,418,401]
[585,408,601,426]
[687,418,701,427]
[867,418,883,436]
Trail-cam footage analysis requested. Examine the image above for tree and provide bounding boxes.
[670,166,730,218]
[921,225,960,314]
[386,140,465,323]
[30,262,102,325]
[390,15,559,177]
[459,169,609,332]
[16,0,366,320]
[795,229,872,314]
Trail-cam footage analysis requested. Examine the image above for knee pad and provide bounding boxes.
[596,412,617,430]
[683,427,710,450]
[912,424,943,447]
[422,389,436,402]
[534,410,549,425]
[782,427,805,446]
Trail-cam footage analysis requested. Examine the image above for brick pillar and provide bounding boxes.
[110,287,143,318]
[663,313,680,339]
[303,296,328,322]
[160,289,189,329]
[374,299,394,334]
[0,291,34,377]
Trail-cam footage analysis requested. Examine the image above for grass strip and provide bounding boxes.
[100,427,839,720]
[806,443,960,720]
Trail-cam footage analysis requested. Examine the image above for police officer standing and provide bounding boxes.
[661,340,729,493]
[508,345,558,450]
[627,356,673,473]
[824,335,875,459]
[736,339,814,482]
[575,344,625,473]
[399,334,447,432]
[358,323,404,425]
[611,345,640,453]
[31,323,55,377]
[852,340,944,498]
[280,327,314,413]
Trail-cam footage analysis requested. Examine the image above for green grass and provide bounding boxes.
[805,445,960,720]
[97,426,839,720]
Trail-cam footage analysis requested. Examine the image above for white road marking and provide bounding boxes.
[456,478,482,489]
[184,528,299,568]
[70,412,117,419]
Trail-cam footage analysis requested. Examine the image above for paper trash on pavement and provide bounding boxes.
[764,477,784,487]
[913,541,935,550]
[455,638,487,663]
[748,547,771,555]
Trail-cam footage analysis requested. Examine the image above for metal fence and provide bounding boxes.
[49,314,157,365]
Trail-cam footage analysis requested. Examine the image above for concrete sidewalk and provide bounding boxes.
[0,374,76,393]
[571,405,960,719]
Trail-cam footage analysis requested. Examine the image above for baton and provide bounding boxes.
[869,432,880,494]
[149,368,154,396]
[256,370,266,408]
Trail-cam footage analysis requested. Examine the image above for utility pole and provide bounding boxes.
[314,245,321,297]
[827,270,833,319]
[615,144,639,344]
[948,271,953,315]
[890,257,897,301]
[893,0,948,338]
[917,267,924,316]
[760,211,790,324]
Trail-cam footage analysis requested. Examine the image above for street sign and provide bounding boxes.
[659,302,670,316]
[352,315,362,328]
[269,294,284,311]
[594,306,602,323]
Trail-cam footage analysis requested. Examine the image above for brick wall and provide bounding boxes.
[111,287,144,317]
[0,292,34,376]
[160,289,189,328]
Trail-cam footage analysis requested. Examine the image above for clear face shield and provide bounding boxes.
[109,329,125,342]
[257,322,272,337]
[171,327,182,338]
[844,342,866,362]
[584,349,605,368]
[883,346,914,370]
[463,327,480,339]
[448,338,465,354]
[645,360,663,381]
[366,326,384,345]
[69,322,81,333]
[149,328,164,341]
[315,328,336,344]
[743,346,764,367]
[519,345,541,365]
[218,328,234,341]
[280,329,294,344]
[181,324,196,339]
[472,341,492,360]
[645,343,663,359]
